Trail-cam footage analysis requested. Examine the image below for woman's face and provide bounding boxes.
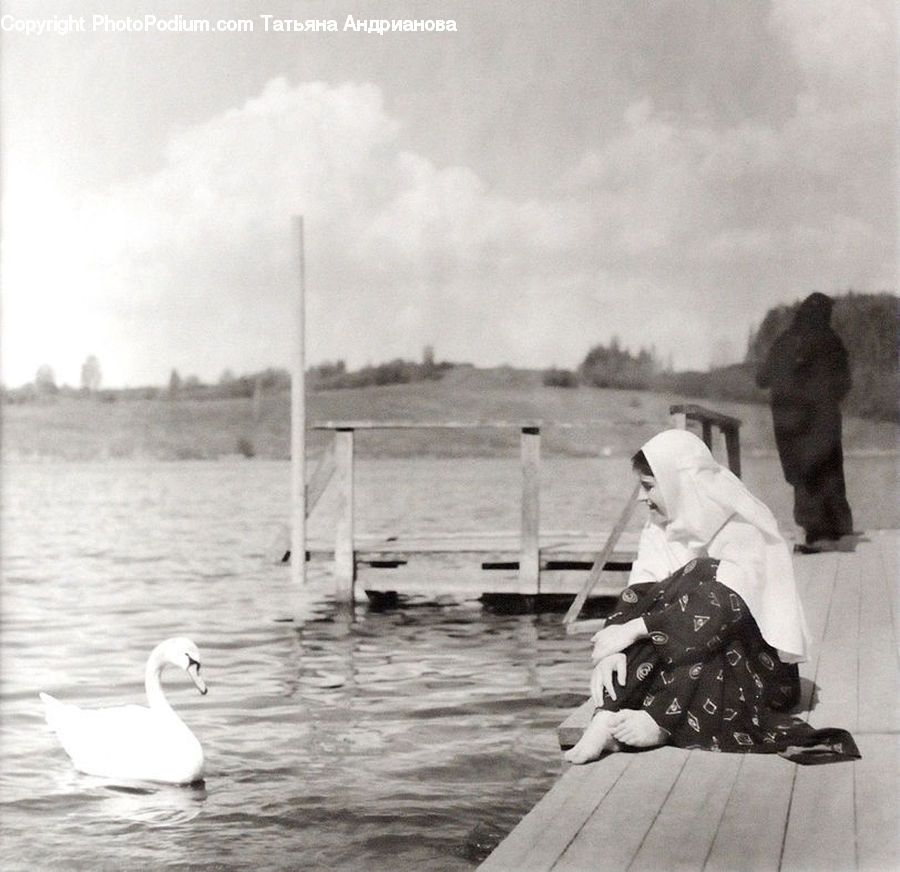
[636,472,668,523]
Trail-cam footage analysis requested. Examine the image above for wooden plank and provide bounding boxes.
[855,534,898,734]
[333,428,355,596]
[359,563,518,597]
[478,754,635,872]
[312,419,543,430]
[881,531,900,647]
[810,550,860,732]
[349,531,639,550]
[792,549,839,716]
[554,747,690,872]
[518,571,625,596]
[557,700,595,749]
[668,403,742,431]
[520,428,541,592]
[854,732,899,872]
[628,750,744,872]
[704,752,796,872]
[312,418,656,431]
[724,426,741,478]
[781,753,857,872]
[358,569,626,599]
[562,481,640,624]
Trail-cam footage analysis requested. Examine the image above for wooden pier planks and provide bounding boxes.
[857,532,898,734]
[477,753,636,872]
[704,753,796,872]
[480,530,899,872]
[854,732,899,872]
[552,749,690,872]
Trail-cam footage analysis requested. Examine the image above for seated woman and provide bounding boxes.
[565,429,859,765]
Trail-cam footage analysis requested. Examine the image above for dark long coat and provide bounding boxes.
[756,293,853,540]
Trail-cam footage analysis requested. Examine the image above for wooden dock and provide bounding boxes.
[479,529,899,872]
[295,405,741,604]
[305,530,640,600]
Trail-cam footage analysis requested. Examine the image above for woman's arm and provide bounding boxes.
[591,618,648,663]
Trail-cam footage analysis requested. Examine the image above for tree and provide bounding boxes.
[35,364,58,396]
[168,369,182,398]
[579,340,656,389]
[80,355,102,393]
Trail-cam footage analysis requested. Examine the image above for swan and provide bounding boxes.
[40,637,207,785]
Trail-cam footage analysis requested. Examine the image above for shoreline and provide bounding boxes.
[2,383,897,463]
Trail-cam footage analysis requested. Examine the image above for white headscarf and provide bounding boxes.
[629,429,809,663]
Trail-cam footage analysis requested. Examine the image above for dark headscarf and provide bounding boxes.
[793,292,834,330]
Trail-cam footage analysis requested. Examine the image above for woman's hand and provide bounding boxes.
[590,654,627,704]
[591,618,647,664]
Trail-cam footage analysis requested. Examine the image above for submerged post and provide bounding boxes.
[290,216,306,585]
[334,428,355,600]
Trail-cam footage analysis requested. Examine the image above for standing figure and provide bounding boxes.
[755,292,853,549]
[564,429,859,765]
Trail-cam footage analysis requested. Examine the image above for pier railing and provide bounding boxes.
[310,420,544,598]
[305,405,742,602]
[669,403,742,477]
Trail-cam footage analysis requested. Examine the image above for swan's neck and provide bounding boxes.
[145,658,176,714]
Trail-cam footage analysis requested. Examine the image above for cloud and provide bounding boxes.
[769,0,895,103]
[2,1,895,390]
[5,77,598,385]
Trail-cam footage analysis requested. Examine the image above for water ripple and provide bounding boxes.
[1,459,603,871]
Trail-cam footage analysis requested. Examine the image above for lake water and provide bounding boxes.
[0,459,616,872]
[1,454,896,871]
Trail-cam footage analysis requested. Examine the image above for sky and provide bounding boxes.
[1,0,896,388]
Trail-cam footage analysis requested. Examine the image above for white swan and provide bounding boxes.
[40,637,207,785]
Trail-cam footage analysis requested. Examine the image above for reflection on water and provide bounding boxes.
[99,782,208,827]
[0,460,598,872]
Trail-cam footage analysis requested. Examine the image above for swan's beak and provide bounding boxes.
[187,663,208,695]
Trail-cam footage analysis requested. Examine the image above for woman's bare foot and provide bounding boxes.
[609,709,666,748]
[564,710,619,764]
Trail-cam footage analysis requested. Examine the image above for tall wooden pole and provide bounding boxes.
[291,216,306,585]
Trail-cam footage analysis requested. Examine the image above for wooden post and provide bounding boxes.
[290,216,306,586]
[334,428,355,600]
[671,410,687,431]
[519,426,540,592]
[252,375,262,422]
[724,426,742,478]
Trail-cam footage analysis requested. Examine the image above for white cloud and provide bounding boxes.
[769,0,895,103]
[2,3,895,390]
[3,78,590,385]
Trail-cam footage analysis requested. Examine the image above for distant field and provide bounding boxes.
[2,372,897,462]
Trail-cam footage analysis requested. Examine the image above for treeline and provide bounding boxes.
[1,358,451,405]
[545,292,898,423]
[4,293,895,422]
[306,357,452,390]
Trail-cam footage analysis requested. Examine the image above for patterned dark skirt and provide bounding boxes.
[600,557,859,764]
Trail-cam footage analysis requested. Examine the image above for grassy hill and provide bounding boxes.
[2,368,896,462]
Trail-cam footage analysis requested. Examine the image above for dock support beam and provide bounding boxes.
[334,428,356,600]
[519,426,540,591]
